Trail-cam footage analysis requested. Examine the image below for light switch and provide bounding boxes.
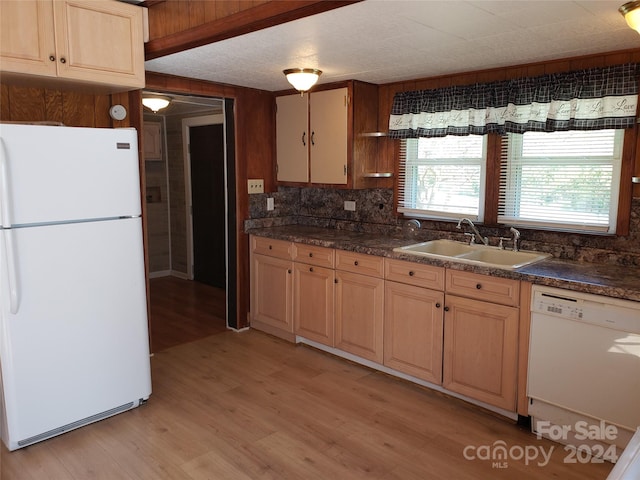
[248,179,264,194]
[267,197,274,211]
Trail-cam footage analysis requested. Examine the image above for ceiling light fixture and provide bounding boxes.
[283,68,322,94]
[620,1,640,33]
[142,96,171,113]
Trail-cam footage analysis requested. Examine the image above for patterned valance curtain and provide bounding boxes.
[388,63,639,138]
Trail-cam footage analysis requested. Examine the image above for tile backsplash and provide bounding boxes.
[247,187,640,267]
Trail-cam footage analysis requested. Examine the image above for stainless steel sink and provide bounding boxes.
[393,239,551,270]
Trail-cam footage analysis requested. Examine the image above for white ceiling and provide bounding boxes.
[144,0,640,92]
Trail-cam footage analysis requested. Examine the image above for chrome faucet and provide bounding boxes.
[500,227,521,251]
[510,227,521,252]
[456,218,489,246]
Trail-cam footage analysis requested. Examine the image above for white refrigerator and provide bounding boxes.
[0,123,152,451]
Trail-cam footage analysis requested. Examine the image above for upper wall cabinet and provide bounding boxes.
[0,0,145,92]
[276,93,309,183]
[275,81,383,189]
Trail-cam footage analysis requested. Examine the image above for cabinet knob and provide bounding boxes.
[334,278,338,284]
[60,57,66,64]
[302,131,306,146]
[354,260,359,266]
[287,269,291,274]
[309,267,314,272]
[309,252,313,257]
[435,303,441,308]
[311,131,315,145]
[476,283,482,289]
[268,245,272,250]
[408,270,414,276]
[444,306,450,312]
[49,55,56,62]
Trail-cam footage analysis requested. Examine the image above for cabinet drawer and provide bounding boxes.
[385,259,445,290]
[293,243,335,268]
[335,250,384,278]
[445,270,520,307]
[251,236,292,260]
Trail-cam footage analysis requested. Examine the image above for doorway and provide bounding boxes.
[183,115,226,289]
[142,93,236,348]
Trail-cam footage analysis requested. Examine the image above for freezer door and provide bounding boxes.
[0,218,151,450]
[0,124,141,226]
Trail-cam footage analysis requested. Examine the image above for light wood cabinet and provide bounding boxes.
[384,280,444,383]
[309,88,348,184]
[0,0,145,91]
[384,258,445,290]
[293,262,335,346]
[249,235,524,414]
[334,251,384,363]
[275,94,308,183]
[442,270,520,411]
[293,243,335,269]
[275,81,380,188]
[276,88,347,184]
[293,242,335,346]
[250,236,294,341]
[445,269,520,307]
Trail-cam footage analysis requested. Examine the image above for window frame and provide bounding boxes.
[394,127,636,237]
[397,135,488,222]
[497,129,624,235]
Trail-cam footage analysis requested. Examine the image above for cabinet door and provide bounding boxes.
[443,295,518,411]
[294,263,334,346]
[251,254,293,333]
[53,0,145,88]
[309,88,348,184]
[143,122,162,161]
[276,94,309,182]
[384,281,444,384]
[0,0,57,77]
[335,271,384,363]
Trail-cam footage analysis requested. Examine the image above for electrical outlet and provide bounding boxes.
[247,179,264,194]
[344,200,356,211]
[266,197,274,211]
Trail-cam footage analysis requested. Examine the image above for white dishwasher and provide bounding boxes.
[528,285,640,454]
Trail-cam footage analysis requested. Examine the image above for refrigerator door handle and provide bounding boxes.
[0,138,19,313]
[2,230,19,314]
[0,137,12,227]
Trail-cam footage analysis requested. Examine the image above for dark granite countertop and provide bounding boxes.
[247,225,640,302]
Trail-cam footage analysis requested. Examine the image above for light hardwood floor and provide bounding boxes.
[1,332,614,479]
[149,276,227,352]
[1,278,614,479]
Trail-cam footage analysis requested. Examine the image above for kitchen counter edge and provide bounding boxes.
[247,226,640,303]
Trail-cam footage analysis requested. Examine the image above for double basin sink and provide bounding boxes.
[393,239,551,270]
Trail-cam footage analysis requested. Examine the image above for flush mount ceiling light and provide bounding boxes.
[620,1,640,33]
[283,68,322,94]
[142,95,171,113]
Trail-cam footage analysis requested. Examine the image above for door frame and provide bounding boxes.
[182,114,226,282]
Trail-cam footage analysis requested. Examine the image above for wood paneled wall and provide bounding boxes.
[145,72,275,329]
[1,84,117,127]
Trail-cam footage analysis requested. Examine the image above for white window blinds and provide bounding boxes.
[498,130,623,233]
[398,136,487,221]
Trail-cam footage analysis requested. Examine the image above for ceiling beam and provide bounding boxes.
[145,0,362,60]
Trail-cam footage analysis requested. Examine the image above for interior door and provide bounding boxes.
[189,123,226,288]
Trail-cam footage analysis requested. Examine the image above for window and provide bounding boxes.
[398,135,487,221]
[498,130,623,234]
